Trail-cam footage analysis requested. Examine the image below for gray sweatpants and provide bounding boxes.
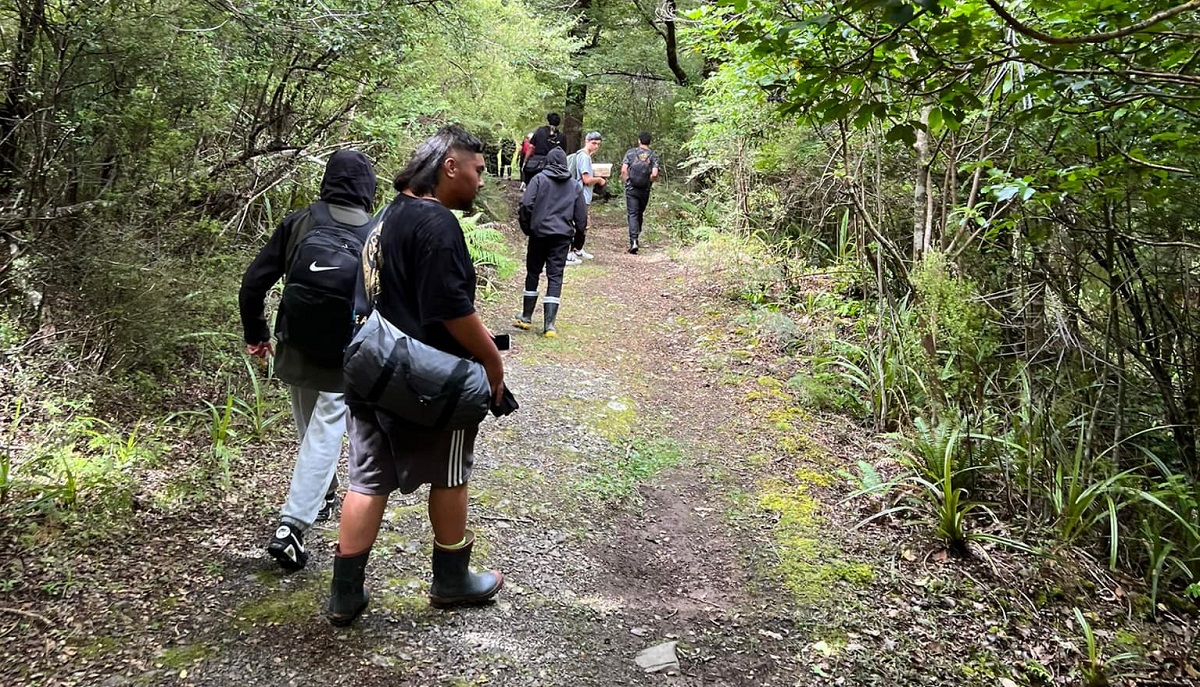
[279,387,344,530]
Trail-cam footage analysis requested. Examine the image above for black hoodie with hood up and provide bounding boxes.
[239,149,378,391]
[518,148,588,240]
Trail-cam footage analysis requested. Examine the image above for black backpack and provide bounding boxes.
[275,201,368,367]
[535,125,562,155]
[627,150,654,189]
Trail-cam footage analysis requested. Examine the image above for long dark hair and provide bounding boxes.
[393,125,484,195]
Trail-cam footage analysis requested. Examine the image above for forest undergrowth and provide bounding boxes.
[1,1,1199,685]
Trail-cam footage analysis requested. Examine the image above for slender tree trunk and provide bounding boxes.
[663,0,690,87]
[563,0,594,153]
[564,83,587,153]
[0,0,46,190]
[912,105,932,261]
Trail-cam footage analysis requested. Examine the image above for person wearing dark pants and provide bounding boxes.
[521,112,564,185]
[620,131,661,254]
[625,186,650,252]
[514,147,588,338]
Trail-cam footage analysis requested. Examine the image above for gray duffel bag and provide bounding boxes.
[344,310,491,430]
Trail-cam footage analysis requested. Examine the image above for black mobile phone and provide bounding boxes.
[493,333,510,351]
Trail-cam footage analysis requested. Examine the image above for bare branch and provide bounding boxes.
[1116,147,1196,175]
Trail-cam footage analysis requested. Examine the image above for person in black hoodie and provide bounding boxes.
[238,149,377,572]
[514,147,587,338]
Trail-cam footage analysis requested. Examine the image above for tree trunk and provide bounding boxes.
[563,0,593,153]
[912,105,932,261]
[663,0,690,87]
[564,83,587,153]
[0,0,45,190]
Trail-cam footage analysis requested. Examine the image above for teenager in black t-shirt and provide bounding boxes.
[621,131,662,254]
[371,195,478,359]
[521,112,564,183]
[330,126,507,627]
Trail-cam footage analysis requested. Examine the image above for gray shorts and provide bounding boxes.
[347,405,478,495]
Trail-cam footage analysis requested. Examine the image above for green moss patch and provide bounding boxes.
[157,641,215,669]
[234,576,324,628]
[757,476,872,602]
[573,437,684,502]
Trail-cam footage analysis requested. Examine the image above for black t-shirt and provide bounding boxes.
[530,125,564,156]
[374,195,476,359]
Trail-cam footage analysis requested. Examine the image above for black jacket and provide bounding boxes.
[238,149,377,391]
[518,148,587,240]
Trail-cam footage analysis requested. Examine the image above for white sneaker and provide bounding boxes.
[576,248,594,260]
[566,252,583,266]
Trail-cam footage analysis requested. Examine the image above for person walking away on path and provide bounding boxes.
[514,147,587,338]
[239,149,378,572]
[621,131,661,254]
[522,112,564,185]
[328,125,506,626]
[500,137,516,179]
[518,133,533,190]
[568,131,606,263]
[483,137,501,178]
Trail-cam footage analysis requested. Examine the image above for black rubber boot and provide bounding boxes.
[542,303,559,339]
[628,237,639,254]
[513,294,537,330]
[327,547,370,627]
[429,530,504,609]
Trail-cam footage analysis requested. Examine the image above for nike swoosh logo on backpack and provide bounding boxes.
[309,262,339,272]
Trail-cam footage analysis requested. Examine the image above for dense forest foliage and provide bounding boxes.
[683,0,1200,606]
[1,0,1197,617]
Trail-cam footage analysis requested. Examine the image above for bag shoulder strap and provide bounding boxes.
[307,200,336,229]
[359,203,391,312]
[283,209,316,274]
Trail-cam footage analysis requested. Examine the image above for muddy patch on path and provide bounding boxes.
[592,472,756,619]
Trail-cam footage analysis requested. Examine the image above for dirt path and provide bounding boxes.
[3,201,861,687]
[183,204,852,686]
[8,192,1190,687]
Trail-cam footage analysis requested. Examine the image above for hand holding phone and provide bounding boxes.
[492,333,510,351]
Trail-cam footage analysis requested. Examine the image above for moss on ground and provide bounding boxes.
[757,476,873,602]
[235,575,325,628]
[157,641,215,669]
[571,436,683,502]
[377,577,434,616]
[489,464,549,485]
[75,634,121,659]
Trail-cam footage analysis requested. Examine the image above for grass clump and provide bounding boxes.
[574,437,684,502]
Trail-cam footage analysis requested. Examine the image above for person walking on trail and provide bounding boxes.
[522,112,564,185]
[328,125,505,626]
[621,131,661,255]
[514,147,587,339]
[238,149,378,572]
[518,133,533,190]
[500,137,516,179]
[568,130,606,263]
